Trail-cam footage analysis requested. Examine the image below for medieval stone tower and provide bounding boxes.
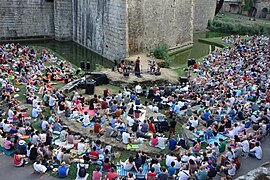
[0,0,216,61]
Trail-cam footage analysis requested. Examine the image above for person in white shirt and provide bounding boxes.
[249,142,262,160]
[33,160,47,179]
[32,96,39,108]
[77,139,86,154]
[8,108,14,119]
[127,115,135,127]
[166,153,177,167]
[177,168,190,180]
[41,120,49,131]
[135,84,142,95]
[49,94,57,113]
[122,130,131,144]
[82,112,90,126]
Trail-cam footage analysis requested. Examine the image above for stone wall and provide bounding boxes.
[72,0,128,61]
[54,0,73,40]
[194,0,216,31]
[255,1,270,19]
[0,0,54,39]
[127,0,194,55]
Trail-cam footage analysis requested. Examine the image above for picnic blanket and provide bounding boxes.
[0,146,15,156]
[116,163,149,177]
[126,144,140,150]
[193,130,227,145]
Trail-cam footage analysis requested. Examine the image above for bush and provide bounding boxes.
[151,42,171,67]
[151,42,169,60]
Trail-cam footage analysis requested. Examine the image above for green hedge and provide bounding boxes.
[208,19,269,35]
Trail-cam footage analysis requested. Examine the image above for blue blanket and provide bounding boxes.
[116,163,149,176]
[193,130,227,145]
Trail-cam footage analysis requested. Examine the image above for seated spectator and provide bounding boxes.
[218,139,227,153]
[168,161,176,179]
[150,134,158,147]
[58,162,70,178]
[136,167,146,180]
[4,136,14,151]
[177,167,190,180]
[168,136,181,151]
[106,167,118,180]
[121,156,138,172]
[195,165,208,180]
[13,150,26,167]
[157,167,169,180]
[92,166,102,180]
[122,129,132,145]
[249,142,262,160]
[75,160,89,180]
[146,167,156,180]
[32,160,47,179]
[89,146,99,163]
[102,157,111,172]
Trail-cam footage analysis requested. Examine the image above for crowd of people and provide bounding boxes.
[0,34,269,180]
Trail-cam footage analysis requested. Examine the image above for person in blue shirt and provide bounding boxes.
[201,110,211,121]
[168,136,181,151]
[58,162,70,178]
[195,166,208,180]
[130,93,136,101]
[168,161,176,178]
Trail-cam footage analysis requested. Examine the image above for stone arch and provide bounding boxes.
[248,7,257,17]
[229,4,240,14]
[261,8,268,18]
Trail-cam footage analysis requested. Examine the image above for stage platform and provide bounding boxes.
[101,68,179,86]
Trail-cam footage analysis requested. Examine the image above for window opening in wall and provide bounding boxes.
[45,0,54,2]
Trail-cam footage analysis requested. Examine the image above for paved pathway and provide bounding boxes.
[0,155,56,180]
[213,137,270,179]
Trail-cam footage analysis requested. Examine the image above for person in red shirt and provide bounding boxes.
[148,118,156,134]
[146,167,157,180]
[93,120,102,134]
[101,98,108,110]
[115,107,122,118]
[89,146,99,163]
[106,167,118,180]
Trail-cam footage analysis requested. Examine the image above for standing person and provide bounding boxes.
[49,94,57,113]
[135,57,141,73]
[169,119,177,139]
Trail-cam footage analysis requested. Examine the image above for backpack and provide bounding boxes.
[78,164,87,177]
[234,157,241,170]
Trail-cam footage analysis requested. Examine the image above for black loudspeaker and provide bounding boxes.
[85,80,96,95]
[155,71,161,76]
[80,61,85,69]
[123,72,129,77]
[86,62,91,70]
[188,59,196,67]
[179,77,189,84]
